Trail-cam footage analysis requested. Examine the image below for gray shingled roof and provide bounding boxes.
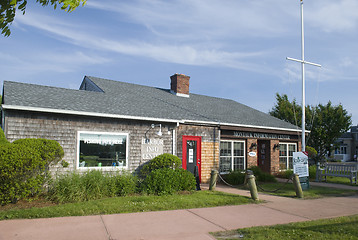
[2,76,300,131]
[339,132,353,139]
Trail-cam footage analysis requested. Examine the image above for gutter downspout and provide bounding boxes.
[172,122,180,156]
[216,123,221,171]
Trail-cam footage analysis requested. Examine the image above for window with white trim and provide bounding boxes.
[220,140,245,173]
[78,132,128,168]
[279,143,297,170]
[335,146,347,154]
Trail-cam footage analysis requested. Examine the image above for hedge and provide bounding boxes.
[13,138,64,165]
[0,138,64,205]
[0,128,9,145]
[141,168,196,195]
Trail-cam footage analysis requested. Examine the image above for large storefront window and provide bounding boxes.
[78,132,128,168]
[279,143,296,170]
[220,141,245,173]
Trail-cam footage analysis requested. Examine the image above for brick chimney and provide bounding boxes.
[170,73,190,97]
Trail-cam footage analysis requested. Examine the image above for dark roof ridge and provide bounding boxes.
[86,76,163,90]
[3,80,104,95]
[86,75,243,103]
[4,80,80,92]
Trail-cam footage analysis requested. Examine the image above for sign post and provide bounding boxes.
[293,151,310,190]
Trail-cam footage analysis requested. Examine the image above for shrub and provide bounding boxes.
[49,171,86,203]
[306,146,318,163]
[13,138,64,166]
[140,153,182,176]
[309,165,317,180]
[49,170,138,203]
[0,144,44,205]
[61,160,69,168]
[276,166,316,180]
[0,136,64,205]
[176,168,197,191]
[81,170,110,201]
[111,173,138,196]
[249,166,277,183]
[142,168,195,195]
[222,171,246,185]
[276,169,294,179]
[0,128,9,145]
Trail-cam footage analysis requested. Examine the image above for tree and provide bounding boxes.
[269,93,301,126]
[269,93,315,130]
[305,146,318,163]
[307,101,352,160]
[270,93,352,161]
[0,0,86,37]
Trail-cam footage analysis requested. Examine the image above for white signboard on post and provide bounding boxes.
[293,152,309,177]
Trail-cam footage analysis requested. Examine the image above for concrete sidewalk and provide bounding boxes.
[0,184,358,240]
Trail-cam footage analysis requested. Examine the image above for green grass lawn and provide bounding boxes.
[212,215,358,240]
[0,190,255,220]
[243,182,358,199]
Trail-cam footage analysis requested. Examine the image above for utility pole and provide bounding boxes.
[287,0,321,151]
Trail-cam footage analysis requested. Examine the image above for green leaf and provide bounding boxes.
[1,0,86,37]
[18,1,27,12]
[10,0,17,6]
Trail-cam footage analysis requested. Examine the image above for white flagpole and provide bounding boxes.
[301,0,306,152]
[287,0,321,152]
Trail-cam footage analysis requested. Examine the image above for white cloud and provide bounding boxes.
[339,57,354,68]
[307,0,358,32]
[87,0,295,40]
[14,9,276,75]
[13,0,358,85]
[0,49,109,77]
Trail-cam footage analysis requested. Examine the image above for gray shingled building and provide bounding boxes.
[2,74,302,182]
[333,125,358,162]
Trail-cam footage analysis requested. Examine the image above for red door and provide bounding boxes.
[182,136,202,182]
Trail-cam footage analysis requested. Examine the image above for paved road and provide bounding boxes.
[0,183,357,240]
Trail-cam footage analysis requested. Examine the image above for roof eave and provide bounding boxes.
[1,105,182,124]
[2,104,305,133]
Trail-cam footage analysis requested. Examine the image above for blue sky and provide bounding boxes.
[1,0,357,125]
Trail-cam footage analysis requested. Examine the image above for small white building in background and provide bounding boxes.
[334,125,358,162]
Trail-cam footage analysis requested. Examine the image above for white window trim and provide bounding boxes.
[220,140,246,173]
[77,131,129,170]
[279,142,297,170]
[335,146,347,155]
